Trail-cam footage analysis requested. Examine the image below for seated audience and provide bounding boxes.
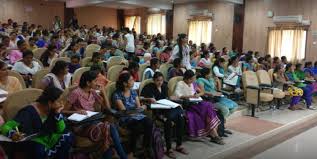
[7,39,27,64]
[227,56,242,92]
[66,71,127,159]
[65,42,80,58]
[273,64,303,110]
[168,58,184,80]
[0,60,22,93]
[127,61,140,82]
[141,72,188,158]
[173,70,224,144]
[271,56,280,69]
[143,58,160,80]
[0,86,73,159]
[159,46,172,63]
[112,72,153,157]
[85,52,104,69]
[242,55,254,72]
[12,50,42,86]
[40,60,69,90]
[90,64,110,88]
[198,50,211,68]
[285,63,315,110]
[39,44,58,67]
[68,55,81,74]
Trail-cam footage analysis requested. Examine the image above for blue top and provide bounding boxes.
[112,89,145,122]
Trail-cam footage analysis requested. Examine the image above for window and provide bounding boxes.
[125,16,141,34]
[188,20,212,45]
[147,14,166,35]
[268,28,307,61]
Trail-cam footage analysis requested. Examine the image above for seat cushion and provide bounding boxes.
[260,93,274,102]
[273,89,286,99]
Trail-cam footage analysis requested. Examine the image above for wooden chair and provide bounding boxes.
[49,57,70,70]
[8,70,26,89]
[71,67,90,85]
[167,76,183,97]
[32,48,47,59]
[107,56,126,69]
[80,57,92,67]
[139,63,150,82]
[159,63,173,81]
[242,71,274,117]
[2,88,43,120]
[107,65,125,82]
[139,79,153,95]
[32,68,50,89]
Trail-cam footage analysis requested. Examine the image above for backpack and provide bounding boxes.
[152,126,165,159]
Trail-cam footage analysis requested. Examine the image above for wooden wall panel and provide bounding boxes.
[243,0,317,61]
[0,0,64,29]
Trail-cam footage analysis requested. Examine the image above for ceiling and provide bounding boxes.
[50,0,243,9]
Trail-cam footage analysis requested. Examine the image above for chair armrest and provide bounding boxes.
[259,84,273,90]
[246,85,260,90]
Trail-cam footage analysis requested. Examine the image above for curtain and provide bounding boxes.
[124,16,141,34]
[268,28,307,61]
[147,14,166,35]
[188,20,212,45]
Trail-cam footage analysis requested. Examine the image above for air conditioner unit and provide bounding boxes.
[189,9,213,17]
[273,15,303,24]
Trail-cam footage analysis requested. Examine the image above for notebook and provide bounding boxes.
[67,111,99,122]
[150,99,181,109]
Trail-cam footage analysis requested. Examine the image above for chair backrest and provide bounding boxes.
[80,57,92,67]
[71,67,90,85]
[139,63,150,81]
[167,76,183,96]
[107,56,125,69]
[268,69,274,81]
[159,63,173,81]
[139,79,153,95]
[33,58,44,68]
[107,65,125,82]
[84,48,96,57]
[59,85,78,111]
[49,57,70,70]
[2,88,43,120]
[242,71,259,89]
[86,44,101,51]
[32,48,47,59]
[256,70,272,86]
[7,70,26,89]
[104,82,116,106]
[32,68,50,88]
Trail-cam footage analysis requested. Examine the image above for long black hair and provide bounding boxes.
[36,86,63,106]
[177,34,187,60]
[183,70,195,81]
[79,71,98,88]
[40,44,56,67]
[116,72,131,91]
[198,67,211,79]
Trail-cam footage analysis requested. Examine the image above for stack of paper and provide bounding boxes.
[0,89,8,103]
[67,111,99,122]
[150,99,181,109]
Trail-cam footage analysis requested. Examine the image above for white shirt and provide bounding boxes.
[124,33,135,53]
[198,58,211,67]
[170,45,191,70]
[228,65,242,76]
[213,66,225,78]
[174,81,195,97]
[12,61,42,75]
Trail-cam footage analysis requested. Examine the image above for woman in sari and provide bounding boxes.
[173,70,224,144]
[285,63,315,110]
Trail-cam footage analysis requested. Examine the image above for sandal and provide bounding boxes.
[175,146,189,155]
[166,149,177,159]
[210,136,225,145]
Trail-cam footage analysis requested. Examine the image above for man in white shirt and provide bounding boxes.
[123,28,135,59]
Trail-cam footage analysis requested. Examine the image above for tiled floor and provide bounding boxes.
[173,107,317,159]
[252,124,317,159]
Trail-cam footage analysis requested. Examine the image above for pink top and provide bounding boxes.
[7,50,22,64]
[68,87,101,111]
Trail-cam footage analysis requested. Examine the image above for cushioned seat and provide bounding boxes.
[273,89,286,99]
[260,93,274,102]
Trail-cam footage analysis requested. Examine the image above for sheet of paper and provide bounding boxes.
[67,111,99,122]
[150,104,172,109]
[0,89,8,103]
[133,82,141,90]
[156,99,180,108]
